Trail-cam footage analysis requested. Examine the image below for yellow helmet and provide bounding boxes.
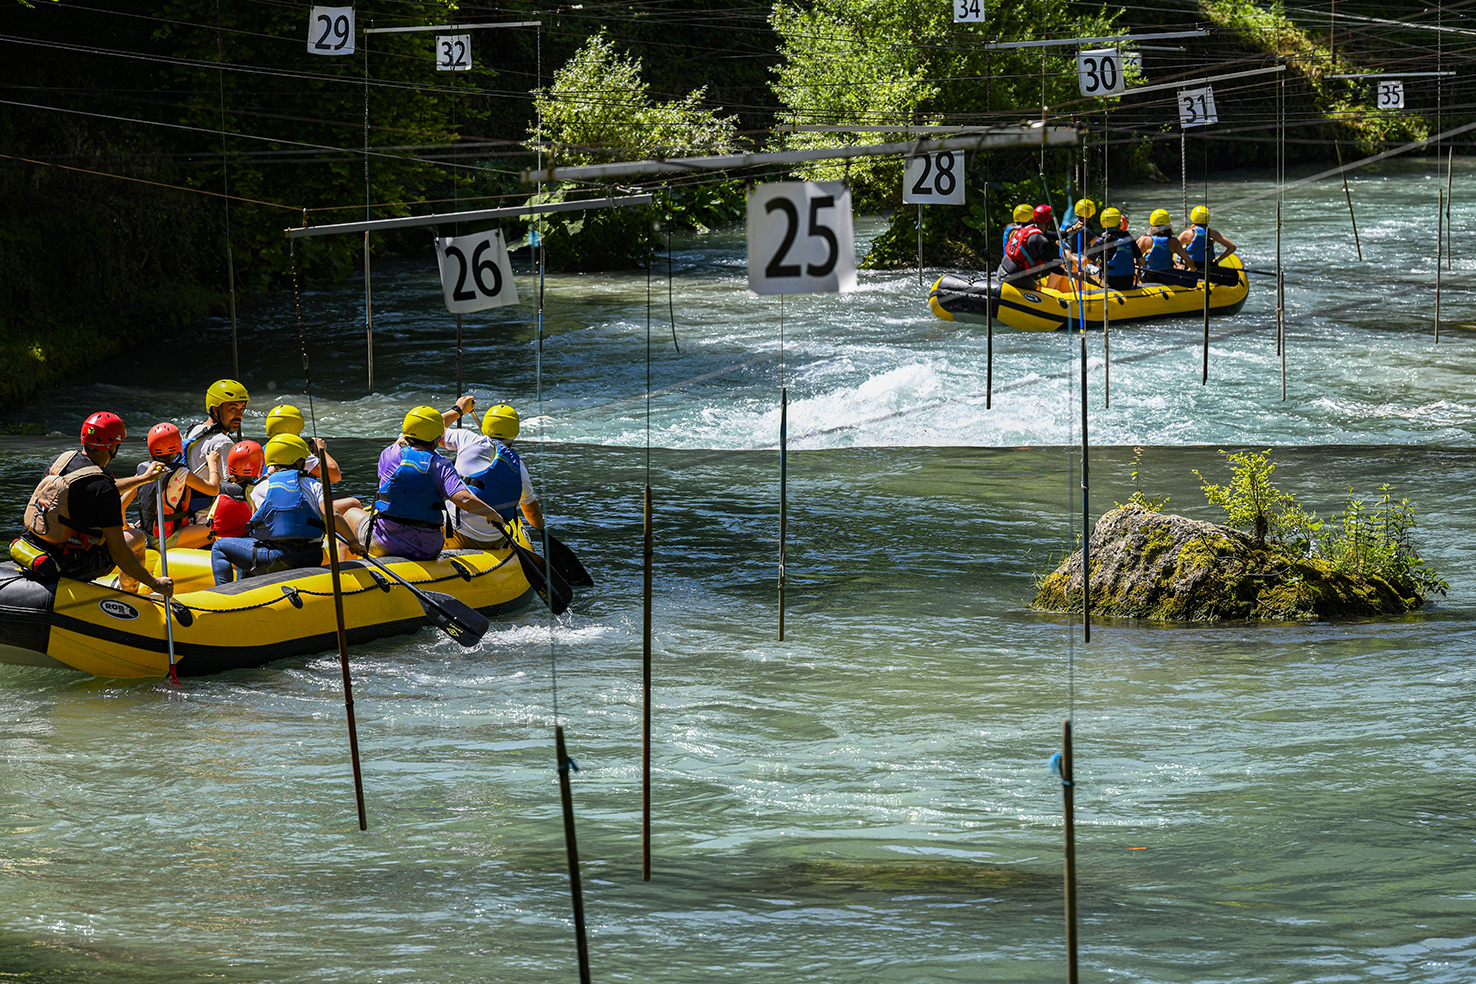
[265,404,305,438]
[1190,205,1211,226]
[401,405,445,444]
[1074,198,1096,219]
[1012,203,1034,223]
[1149,208,1171,227]
[206,378,250,414]
[263,433,311,468]
[1100,207,1122,229]
[482,404,520,441]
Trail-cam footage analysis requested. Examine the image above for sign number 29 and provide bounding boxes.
[307,6,355,56]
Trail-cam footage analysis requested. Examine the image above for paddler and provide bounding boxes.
[339,405,507,560]
[1084,208,1142,291]
[10,412,173,596]
[264,404,342,483]
[1178,206,1237,269]
[1001,203,1034,258]
[1137,208,1197,283]
[998,205,1066,292]
[441,397,545,550]
[204,440,264,542]
[209,434,349,584]
[184,378,249,475]
[120,422,221,550]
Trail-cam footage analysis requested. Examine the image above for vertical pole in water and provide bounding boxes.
[1101,109,1110,409]
[984,179,993,410]
[227,246,239,380]
[1062,718,1078,984]
[917,203,924,287]
[321,452,366,830]
[1201,219,1211,385]
[1278,200,1287,401]
[365,232,374,391]
[1079,330,1090,644]
[1446,148,1454,271]
[778,387,788,642]
[1436,189,1444,343]
[1180,131,1188,227]
[642,484,653,881]
[556,725,592,984]
[455,313,464,399]
[1334,143,1362,261]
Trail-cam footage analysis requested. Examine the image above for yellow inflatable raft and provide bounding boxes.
[0,533,539,678]
[928,255,1248,331]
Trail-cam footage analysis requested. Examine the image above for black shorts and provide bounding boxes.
[53,543,115,583]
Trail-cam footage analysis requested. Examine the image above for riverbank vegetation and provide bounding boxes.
[1,0,1468,406]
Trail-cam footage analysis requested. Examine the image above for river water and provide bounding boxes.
[0,159,1473,983]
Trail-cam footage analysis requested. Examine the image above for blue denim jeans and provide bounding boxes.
[210,537,322,585]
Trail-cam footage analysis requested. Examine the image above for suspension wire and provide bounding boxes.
[215,0,238,382]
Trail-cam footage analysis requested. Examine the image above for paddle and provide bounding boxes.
[502,529,573,616]
[333,533,489,646]
[155,480,180,686]
[518,522,593,587]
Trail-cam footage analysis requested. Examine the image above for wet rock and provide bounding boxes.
[1033,503,1423,621]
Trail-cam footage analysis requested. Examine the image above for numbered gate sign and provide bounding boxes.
[746,181,857,295]
[436,34,471,71]
[308,6,355,56]
[1377,79,1405,110]
[1077,48,1125,98]
[953,0,985,23]
[1178,85,1218,128]
[436,230,519,313]
[903,150,965,205]
[1122,49,1142,72]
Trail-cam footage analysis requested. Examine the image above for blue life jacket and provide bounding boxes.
[248,470,325,544]
[1145,233,1174,271]
[465,442,525,518]
[1001,223,1020,257]
[373,446,444,529]
[1186,226,1215,266]
[1101,231,1136,278]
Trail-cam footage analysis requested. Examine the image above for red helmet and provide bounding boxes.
[1033,204,1054,225]
[146,422,183,458]
[80,412,126,449]
[227,440,265,480]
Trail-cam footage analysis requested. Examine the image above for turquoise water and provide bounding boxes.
[0,160,1474,982]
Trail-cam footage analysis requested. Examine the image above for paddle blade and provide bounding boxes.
[544,531,594,587]
[511,542,572,616]
[415,589,489,647]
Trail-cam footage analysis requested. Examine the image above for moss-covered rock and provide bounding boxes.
[1034,503,1424,621]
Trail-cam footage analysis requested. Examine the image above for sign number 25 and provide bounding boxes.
[746,182,857,295]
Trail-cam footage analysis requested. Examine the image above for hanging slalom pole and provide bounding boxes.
[1057,719,1079,984]
[365,232,374,391]
[1446,148,1454,272]
[642,483,653,881]
[777,295,788,641]
[1334,143,1362,261]
[1435,188,1444,343]
[1080,325,1090,644]
[983,177,993,410]
[290,229,367,829]
[916,203,924,286]
[557,725,593,984]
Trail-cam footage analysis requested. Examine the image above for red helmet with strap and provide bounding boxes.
[147,422,183,458]
[227,440,265,480]
[1033,204,1054,226]
[80,412,126,449]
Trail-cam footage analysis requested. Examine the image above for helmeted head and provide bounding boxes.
[1149,208,1171,228]
[80,412,126,457]
[1100,207,1123,230]
[481,404,520,442]
[1033,204,1054,225]
[206,378,250,430]
[1074,199,1096,220]
[265,404,305,438]
[401,405,445,446]
[1190,205,1211,226]
[227,440,265,480]
[263,434,310,470]
[146,422,183,459]
[1012,203,1034,224]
